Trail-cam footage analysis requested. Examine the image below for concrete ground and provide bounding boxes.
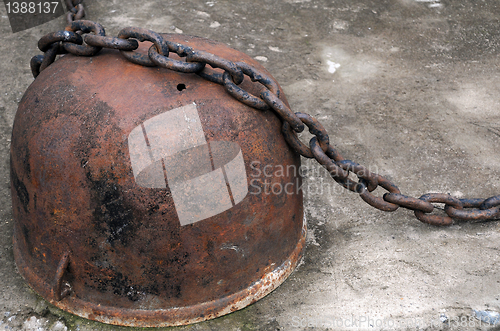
[1,0,500,330]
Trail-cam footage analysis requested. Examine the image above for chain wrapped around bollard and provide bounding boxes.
[10,11,500,329]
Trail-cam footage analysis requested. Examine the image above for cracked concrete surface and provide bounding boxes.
[1,0,499,330]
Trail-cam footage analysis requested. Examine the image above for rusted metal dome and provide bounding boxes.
[11,34,305,327]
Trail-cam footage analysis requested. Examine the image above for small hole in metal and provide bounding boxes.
[177,84,186,91]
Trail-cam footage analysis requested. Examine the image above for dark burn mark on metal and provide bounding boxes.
[11,167,29,213]
[88,176,135,246]
[147,202,159,215]
[85,237,97,248]
[22,225,32,253]
[206,239,215,257]
[23,147,31,180]
[87,262,185,300]
[109,272,142,301]
[74,100,137,246]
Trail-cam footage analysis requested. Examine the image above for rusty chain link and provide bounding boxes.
[65,0,85,23]
[30,17,500,226]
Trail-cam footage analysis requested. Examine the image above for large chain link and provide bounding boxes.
[29,18,500,226]
[65,0,85,23]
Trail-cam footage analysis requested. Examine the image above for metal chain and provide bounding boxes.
[29,19,500,226]
[65,0,85,23]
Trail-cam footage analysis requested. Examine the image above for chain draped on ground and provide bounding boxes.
[29,14,500,226]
